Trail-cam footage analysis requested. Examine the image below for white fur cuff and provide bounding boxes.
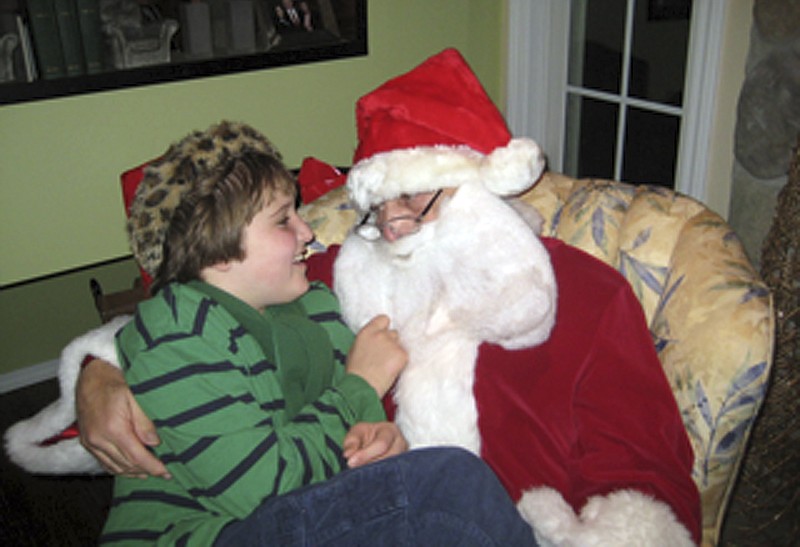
[517,486,694,547]
[4,316,130,475]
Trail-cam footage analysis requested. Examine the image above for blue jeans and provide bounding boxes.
[214,446,538,546]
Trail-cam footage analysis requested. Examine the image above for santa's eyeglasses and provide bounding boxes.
[355,189,443,241]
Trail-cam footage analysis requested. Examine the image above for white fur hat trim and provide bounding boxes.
[347,137,545,211]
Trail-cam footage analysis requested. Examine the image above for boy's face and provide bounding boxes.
[215,191,314,310]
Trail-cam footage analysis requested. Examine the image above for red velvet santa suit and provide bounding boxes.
[309,240,701,545]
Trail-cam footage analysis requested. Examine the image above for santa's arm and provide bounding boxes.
[518,284,700,546]
[4,316,129,474]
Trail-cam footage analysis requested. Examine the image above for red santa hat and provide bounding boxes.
[347,48,545,211]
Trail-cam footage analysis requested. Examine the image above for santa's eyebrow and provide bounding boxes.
[371,193,418,212]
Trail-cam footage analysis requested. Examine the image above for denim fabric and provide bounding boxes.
[215,446,537,546]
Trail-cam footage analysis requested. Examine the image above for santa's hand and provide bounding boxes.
[77,359,170,479]
[346,315,407,397]
[343,421,408,468]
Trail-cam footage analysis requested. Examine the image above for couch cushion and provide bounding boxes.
[298,186,356,254]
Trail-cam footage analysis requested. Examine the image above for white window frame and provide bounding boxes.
[506,0,727,201]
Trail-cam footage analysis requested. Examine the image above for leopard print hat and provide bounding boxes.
[127,121,282,277]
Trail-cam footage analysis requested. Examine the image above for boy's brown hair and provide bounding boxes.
[156,151,296,290]
[127,121,282,281]
[125,121,297,292]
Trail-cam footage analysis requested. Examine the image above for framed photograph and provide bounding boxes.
[1,0,367,105]
[648,0,692,21]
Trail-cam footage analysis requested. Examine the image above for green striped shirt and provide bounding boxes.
[101,281,385,546]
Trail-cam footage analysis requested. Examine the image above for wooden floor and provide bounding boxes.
[1,379,112,546]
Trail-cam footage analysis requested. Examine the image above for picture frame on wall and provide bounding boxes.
[0,0,366,105]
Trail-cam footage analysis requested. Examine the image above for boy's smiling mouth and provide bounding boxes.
[293,250,308,263]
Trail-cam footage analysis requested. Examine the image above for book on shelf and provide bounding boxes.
[25,0,65,79]
[179,1,213,58]
[0,8,21,82]
[0,0,37,82]
[15,12,36,80]
[228,0,256,53]
[74,0,102,73]
[53,0,84,76]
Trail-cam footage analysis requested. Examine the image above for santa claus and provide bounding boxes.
[329,49,699,546]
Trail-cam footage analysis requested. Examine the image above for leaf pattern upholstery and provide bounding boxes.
[299,172,774,547]
[525,174,773,547]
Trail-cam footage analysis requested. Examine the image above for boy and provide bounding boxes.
[101,121,535,546]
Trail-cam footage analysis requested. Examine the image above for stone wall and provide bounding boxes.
[729,0,800,268]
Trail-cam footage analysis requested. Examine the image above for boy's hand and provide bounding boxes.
[343,422,408,468]
[77,359,171,479]
[346,315,407,397]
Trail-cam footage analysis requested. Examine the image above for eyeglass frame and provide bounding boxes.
[355,189,444,241]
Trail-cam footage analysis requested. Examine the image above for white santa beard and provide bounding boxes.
[395,328,481,453]
[380,227,485,453]
[336,219,484,453]
[334,182,557,453]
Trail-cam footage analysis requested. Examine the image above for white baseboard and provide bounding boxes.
[0,359,59,394]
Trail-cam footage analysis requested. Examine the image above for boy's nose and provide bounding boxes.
[296,218,314,244]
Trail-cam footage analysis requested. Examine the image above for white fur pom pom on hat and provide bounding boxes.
[481,138,546,196]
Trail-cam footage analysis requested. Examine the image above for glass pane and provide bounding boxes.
[630,0,692,106]
[568,0,627,94]
[622,106,680,187]
[564,93,619,180]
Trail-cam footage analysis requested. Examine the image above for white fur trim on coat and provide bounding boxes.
[4,316,129,475]
[347,137,545,211]
[517,486,694,547]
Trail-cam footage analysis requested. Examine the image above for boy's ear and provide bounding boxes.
[200,262,233,283]
[209,261,233,272]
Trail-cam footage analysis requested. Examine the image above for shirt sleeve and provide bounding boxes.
[570,283,700,536]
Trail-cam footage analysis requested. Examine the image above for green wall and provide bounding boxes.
[0,0,506,380]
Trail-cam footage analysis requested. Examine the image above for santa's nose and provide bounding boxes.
[380,221,415,242]
[376,201,416,242]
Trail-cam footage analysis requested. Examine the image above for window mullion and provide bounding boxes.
[614,0,637,181]
[566,85,683,117]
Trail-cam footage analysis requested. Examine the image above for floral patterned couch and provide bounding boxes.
[299,170,775,547]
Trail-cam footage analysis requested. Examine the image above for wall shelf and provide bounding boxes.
[0,0,366,105]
